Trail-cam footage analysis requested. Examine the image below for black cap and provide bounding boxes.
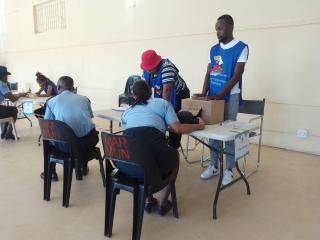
[0,66,11,78]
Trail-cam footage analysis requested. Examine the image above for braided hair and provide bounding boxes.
[131,80,152,107]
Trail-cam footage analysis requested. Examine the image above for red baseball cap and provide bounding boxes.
[140,50,161,71]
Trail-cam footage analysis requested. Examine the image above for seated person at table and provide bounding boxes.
[33,72,58,116]
[120,80,205,215]
[0,66,27,140]
[41,76,98,181]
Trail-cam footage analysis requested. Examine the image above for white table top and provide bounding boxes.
[17,96,49,105]
[94,109,259,142]
[190,121,259,141]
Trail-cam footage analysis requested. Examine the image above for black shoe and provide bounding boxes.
[158,200,173,216]
[82,166,89,176]
[1,132,6,139]
[145,197,158,213]
[5,133,15,140]
[40,172,59,181]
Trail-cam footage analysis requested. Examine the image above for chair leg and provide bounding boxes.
[104,181,118,237]
[63,160,73,207]
[97,151,106,187]
[43,157,50,201]
[132,185,145,240]
[170,182,179,218]
[74,158,83,181]
[10,121,18,141]
[46,162,55,201]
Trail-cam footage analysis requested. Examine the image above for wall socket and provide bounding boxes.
[297,129,309,139]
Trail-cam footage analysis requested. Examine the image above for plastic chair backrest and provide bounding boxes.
[38,119,80,152]
[124,75,143,94]
[239,99,265,116]
[101,132,163,189]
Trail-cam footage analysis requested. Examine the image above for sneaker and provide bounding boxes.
[222,169,233,186]
[5,133,15,140]
[200,165,219,180]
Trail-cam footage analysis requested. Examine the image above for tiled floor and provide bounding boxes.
[0,117,319,240]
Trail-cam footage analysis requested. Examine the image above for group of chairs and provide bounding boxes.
[36,76,265,240]
[38,118,178,240]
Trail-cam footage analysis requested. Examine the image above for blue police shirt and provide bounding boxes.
[121,98,179,134]
[44,90,95,138]
[0,81,11,102]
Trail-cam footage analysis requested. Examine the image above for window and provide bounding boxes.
[33,0,66,34]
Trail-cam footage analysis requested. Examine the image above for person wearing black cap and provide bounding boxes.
[0,66,27,140]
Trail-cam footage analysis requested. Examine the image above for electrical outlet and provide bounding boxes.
[297,129,309,139]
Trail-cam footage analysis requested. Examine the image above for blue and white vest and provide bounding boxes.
[143,60,177,109]
[209,41,247,101]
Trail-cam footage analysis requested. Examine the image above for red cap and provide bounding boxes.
[140,50,161,71]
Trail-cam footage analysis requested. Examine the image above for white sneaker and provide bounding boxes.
[200,165,219,180]
[222,169,233,185]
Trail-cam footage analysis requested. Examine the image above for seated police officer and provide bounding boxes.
[40,76,99,181]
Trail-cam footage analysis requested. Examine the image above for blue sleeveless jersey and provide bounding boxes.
[209,41,247,101]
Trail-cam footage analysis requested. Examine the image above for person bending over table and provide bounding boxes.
[194,14,249,185]
[33,72,58,116]
[140,49,190,149]
[40,76,98,181]
[120,80,205,216]
[0,66,28,140]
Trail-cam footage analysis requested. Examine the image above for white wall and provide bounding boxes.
[0,0,319,155]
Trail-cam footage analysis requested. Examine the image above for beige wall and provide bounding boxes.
[1,0,320,154]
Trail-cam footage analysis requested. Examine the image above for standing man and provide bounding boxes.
[0,66,27,140]
[41,76,99,181]
[198,15,249,185]
[140,50,190,148]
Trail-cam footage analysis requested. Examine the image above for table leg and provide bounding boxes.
[235,161,251,195]
[212,141,223,219]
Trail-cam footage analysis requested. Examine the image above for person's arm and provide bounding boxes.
[37,85,53,97]
[163,100,205,134]
[206,62,245,100]
[162,83,173,101]
[87,98,94,118]
[35,87,43,95]
[169,118,205,134]
[202,63,211,95]
[4,92,27,102]
[44,101,55,120]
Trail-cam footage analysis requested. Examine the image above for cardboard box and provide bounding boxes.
[181,98,224,125]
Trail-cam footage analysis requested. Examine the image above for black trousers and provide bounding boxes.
[0,105,18,137]
[79,129,99,155]
[0,105,18,120]
[51,128,99,171]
